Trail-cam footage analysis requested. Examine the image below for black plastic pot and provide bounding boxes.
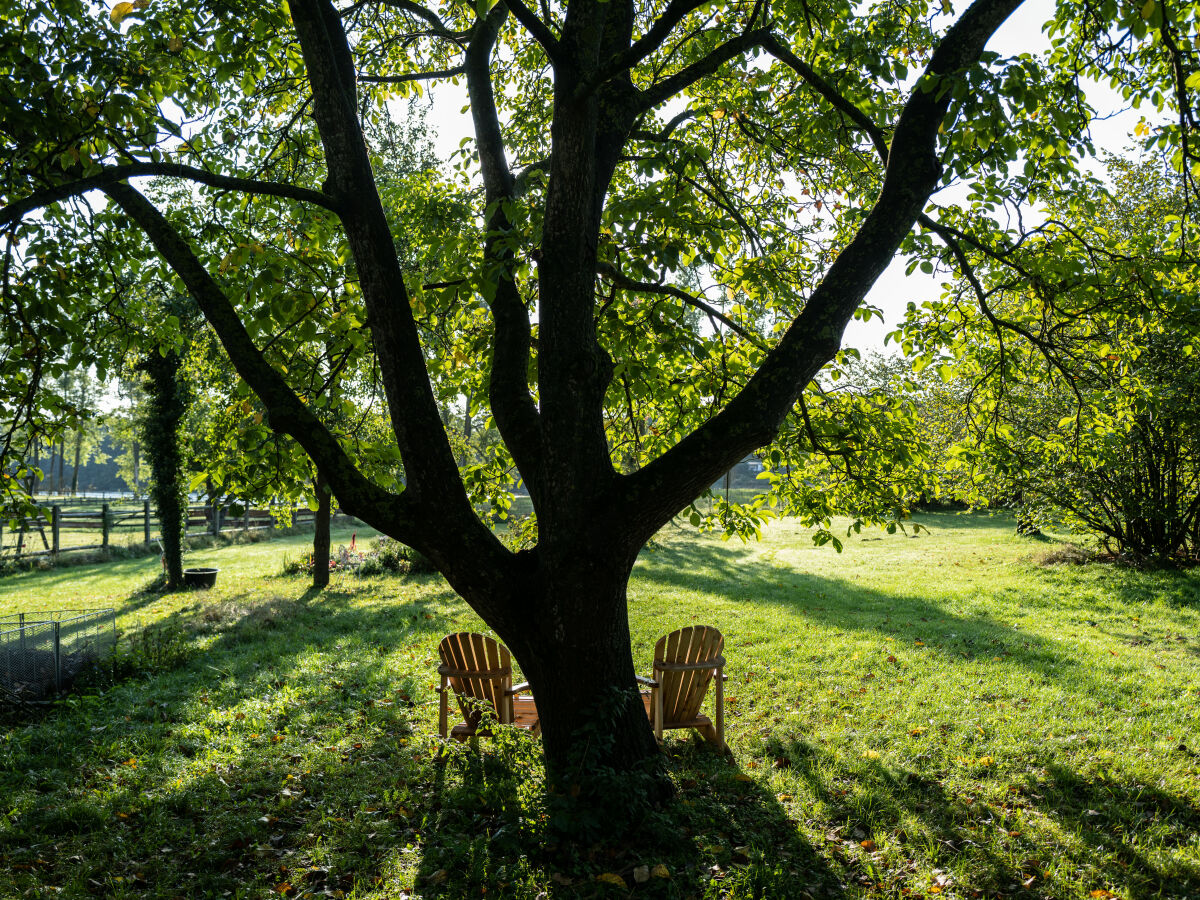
[182,567,219,589]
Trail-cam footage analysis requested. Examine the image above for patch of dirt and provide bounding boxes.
[199,596,298,631]
[1033,544,1098,566]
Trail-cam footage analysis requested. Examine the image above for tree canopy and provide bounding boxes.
[897,153,1200,561]
[3,0,1198,826]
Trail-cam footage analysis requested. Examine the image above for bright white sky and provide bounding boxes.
[412,0,1145,353]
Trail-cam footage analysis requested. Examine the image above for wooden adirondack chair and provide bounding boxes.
[637,625,726,749]
[436,632,540,741]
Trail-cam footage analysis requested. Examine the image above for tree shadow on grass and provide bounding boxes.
[0,580,466,898]
[758,733,1200,898]
[634,538,1110,695]
[408,732,847,899]
[1031,763,1200,894]
[660,740,848,900]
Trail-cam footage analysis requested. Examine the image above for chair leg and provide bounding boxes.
[438,674,448,739]
[653,684,663,741]
[714,666,724,750]
[501,679,514,726]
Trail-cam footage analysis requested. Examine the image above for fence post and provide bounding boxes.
[18,612,25,655]
[102,503,110,551]
[52,621,62,692]
[143,499,151,544]
[211,502,221,536]
[243,505,250,532]
[52,505,60,555]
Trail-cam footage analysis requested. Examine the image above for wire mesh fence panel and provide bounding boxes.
[0,609,117,701]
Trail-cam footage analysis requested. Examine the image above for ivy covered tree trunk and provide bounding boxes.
[139,345,189,590]
[312,469,331,589]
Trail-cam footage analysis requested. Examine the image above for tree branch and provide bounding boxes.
[618,0,1027,545]
[638,27,772,111]
[759,32,891,163]
[289,0,498,543]
[596,0,713,86]
[630,109,696,143]
[504,0,560,60]
[363,0,466,39]
[101,182,414,535]
[464,2,543,492]
[597,261,766,349]
[0,163,341,230]
[359,66,466,84]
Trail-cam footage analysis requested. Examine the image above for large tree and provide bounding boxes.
[901,154,1200,561]
[1,0,1193,817]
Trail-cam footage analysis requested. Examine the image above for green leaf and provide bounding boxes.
[109,2,135,23]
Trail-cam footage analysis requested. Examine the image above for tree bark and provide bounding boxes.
[71,430,82,496]
[489,557,672,829]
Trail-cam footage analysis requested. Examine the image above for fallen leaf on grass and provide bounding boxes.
[651,864,670,879]
[860,839,876,851]
[596,872,625,886]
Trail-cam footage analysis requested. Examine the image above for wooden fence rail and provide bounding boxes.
[1,502,340,561]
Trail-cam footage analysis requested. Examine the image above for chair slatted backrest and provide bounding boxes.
[438,632,512,729]
[654,625,723,725]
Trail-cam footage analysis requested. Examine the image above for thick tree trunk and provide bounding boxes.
[313,470,331,589]
[483,558,671,834]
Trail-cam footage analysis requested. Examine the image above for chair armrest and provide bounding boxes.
[506,681,532,696]
[439,663,510,678]
[655,654,726,673]
[635,675,659,687]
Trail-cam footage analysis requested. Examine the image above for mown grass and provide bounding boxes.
[1,514,1198,899]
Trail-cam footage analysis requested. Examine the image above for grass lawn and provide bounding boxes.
[1,514,1198,899]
